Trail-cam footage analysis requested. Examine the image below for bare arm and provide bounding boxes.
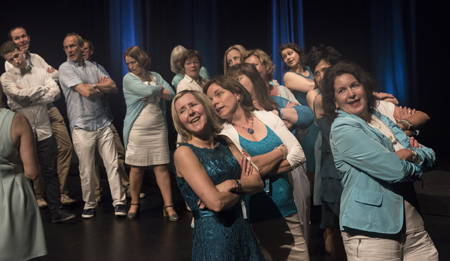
[11,113,39,180]
[95,76,117,94]
[283,72,315,93]
[73,83,104,98]
[174,146,240,212]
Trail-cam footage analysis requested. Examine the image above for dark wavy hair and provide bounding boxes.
[278,43,306,72]
[179,49,203,71]
[226,63,279,112]
[203,75,255,119]
[306,44,342,76]
[321,61,378,123]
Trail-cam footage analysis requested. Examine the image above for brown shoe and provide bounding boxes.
[61,194,76,205]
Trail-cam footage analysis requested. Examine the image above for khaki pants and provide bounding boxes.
[72,126,126,209]
[34,104,73,198]
[94,124,130,196]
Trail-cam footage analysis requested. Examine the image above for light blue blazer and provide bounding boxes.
[330,110,435,235]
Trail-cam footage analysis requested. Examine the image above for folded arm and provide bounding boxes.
[283,72,315,93]
[174,146,241,212]
[1,74,48,107]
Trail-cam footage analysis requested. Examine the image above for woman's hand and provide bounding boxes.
[409,136,422,149]
[239,155,253,179]
[374,92,399,105]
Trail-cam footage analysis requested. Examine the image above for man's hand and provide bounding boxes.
[98,76,108,83]
[46,67,56,74]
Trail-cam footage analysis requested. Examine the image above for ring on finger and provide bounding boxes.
[408,110,411,114]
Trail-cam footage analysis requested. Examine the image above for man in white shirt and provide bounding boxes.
[0,41,75,223]
[6,27,76,207]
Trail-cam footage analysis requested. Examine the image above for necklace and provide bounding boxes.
[231,118,254,134]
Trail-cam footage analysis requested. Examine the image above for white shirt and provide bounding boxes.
[5,52,59,82]
[1,65,60,141]
[375,100,396,122]
[176,74,207,93]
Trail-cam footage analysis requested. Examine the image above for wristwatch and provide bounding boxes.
[93,84,100,93]
[410,149,418,163]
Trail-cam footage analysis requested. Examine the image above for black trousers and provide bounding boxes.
[36,135,62,213]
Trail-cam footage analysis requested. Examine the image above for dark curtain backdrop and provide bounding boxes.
[0,0,446,168]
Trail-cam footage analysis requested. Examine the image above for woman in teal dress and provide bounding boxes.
[172,90,265,260]
[0,109,47,260]
[279,43,319,196]
[205,76,310,260]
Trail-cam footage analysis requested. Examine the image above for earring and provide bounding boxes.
[237,97,240,101]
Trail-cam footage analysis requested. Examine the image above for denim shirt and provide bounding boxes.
[59,59,113,132]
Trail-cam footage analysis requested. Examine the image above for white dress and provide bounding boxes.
[125,74,170,166]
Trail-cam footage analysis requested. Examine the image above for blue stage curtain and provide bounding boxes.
[371,0,416,106]
[271,0,304,84]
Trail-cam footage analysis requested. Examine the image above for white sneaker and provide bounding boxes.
[61,194,76,205]
[37,198,48,208]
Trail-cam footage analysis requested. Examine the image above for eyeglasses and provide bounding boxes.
[63,44,79,51]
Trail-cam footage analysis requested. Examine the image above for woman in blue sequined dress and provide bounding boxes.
[172,90,265,260]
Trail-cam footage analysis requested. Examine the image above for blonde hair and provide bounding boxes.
[124,46,151,71]
[172,90,224,143]
[223,44,247,74]
[170,45,187,74]
[241,49,275,81]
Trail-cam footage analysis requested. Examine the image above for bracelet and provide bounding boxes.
[234,179,241,192]
[279,109,284,119]
[398,119,412,130]
[275,145,287,160]
[93,84,101,93]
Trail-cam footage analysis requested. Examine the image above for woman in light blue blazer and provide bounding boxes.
[321,61,438,260]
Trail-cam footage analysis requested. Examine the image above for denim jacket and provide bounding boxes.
[330,110,435,234]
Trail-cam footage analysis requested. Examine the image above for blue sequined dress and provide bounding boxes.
[176,138,265,261]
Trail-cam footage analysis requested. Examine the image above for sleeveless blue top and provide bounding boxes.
[239,125,297,222]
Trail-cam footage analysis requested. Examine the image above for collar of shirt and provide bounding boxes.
[10,61,30,75]
[66,58,86,68]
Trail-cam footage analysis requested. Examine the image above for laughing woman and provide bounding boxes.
[321,61,438,260]
[173,90,265,260]
[123,46,178,221]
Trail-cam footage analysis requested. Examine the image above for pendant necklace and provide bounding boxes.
[231,118,254,134]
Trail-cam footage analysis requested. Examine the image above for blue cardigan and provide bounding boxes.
[330,110,435,235]
[122,72,175,150]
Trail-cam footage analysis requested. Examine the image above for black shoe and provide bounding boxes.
[82,208,95,219]
[52,209,76,223]
[114,204,126,216]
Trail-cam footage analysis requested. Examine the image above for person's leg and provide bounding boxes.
[128,166,145,214]
[94,152,103,201]
[153,164,176,216]
[341,232,402,261]
[96,126,125,207]
[36,136,62,214]
[331,228,346,261]
[403,230,438,261]
[47,105,73,196]
[110,124,130,193]
[72,128,98,210]
[283,213,310,260]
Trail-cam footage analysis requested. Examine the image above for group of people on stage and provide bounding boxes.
[0,25,438,261]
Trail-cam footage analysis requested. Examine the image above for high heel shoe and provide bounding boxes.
[127,203,140,220]
[163,205,179,222]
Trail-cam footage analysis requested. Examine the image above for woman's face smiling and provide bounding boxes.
[206,83,240,121]
[184,57,200,79]
[175,93,208,135]
[334,73,369,120]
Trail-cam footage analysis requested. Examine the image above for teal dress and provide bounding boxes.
[287,66,319,172]
[0,109,47,260]
[239,126,298,223]
[175,138,264,261]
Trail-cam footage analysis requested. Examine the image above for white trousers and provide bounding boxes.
[342,230,438,261]
[72,127,126,209]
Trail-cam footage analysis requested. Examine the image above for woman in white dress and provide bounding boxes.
[123,46,178,221]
